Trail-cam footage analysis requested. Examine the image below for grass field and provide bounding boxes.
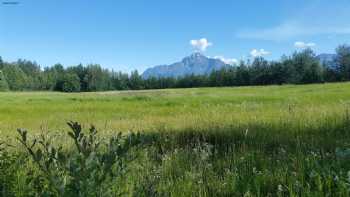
[1,82,350,136]
[1,83,350,196]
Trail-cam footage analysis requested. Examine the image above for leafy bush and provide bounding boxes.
[14,122,140,197]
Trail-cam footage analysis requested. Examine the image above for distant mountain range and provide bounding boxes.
[142,53,338,79]
[142,53,229,79]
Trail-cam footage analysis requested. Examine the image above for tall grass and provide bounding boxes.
[1,83,350,136]
[1,83,350,196]
[1,113,350,196]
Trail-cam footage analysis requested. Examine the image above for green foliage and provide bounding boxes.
[0,56,3,70]
[128,70,143,90]
[13,122,139,197]
[0,70,9,91]
[16,59,41,89]
[67,64,88,91]
[111,71,130,90]
[250,57,272,85]
[62,73,81,92]
[0,83,348,196]
[51,63,67,91]
[287,49,323,84]
[1,44,350,92]
[2,82,350,137]
[233,61,251,85]
[1,117,350,196]
[335,44,350,81]
[84,64,111,91]
[2,63,30,91]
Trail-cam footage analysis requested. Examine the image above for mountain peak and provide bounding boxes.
[189,52,205,58]
[182,52,207,65]
[142,53,228,79]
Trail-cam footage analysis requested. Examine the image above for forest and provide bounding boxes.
[0,44,349,92]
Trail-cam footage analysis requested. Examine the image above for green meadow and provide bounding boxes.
[1,83,350,196]
[1,82,350,136]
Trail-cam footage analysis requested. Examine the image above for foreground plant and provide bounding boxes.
[1,117,350,196]
[16,121,139,197]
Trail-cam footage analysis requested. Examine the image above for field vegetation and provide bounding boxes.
[1,83,350,196]
[0,83,349,136]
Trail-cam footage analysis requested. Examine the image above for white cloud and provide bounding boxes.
[190,38,212,52]
[237,22,350,41]
[214,56,238,65]
[250,49,271,57]
[236,2,350,41]
[294,41,316,49]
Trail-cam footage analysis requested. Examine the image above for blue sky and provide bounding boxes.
[1,0,350,73]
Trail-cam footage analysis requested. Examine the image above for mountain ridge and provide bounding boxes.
[142,53,229,79]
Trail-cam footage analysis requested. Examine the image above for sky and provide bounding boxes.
[1,0,350,73]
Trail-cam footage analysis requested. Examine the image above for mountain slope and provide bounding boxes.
[142,53,229,78]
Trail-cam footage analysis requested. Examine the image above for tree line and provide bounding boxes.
[1,45,350,92]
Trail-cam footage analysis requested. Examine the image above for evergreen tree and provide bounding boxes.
[0,70,9,91]
[67,64,88,91]
[0,56,3,70]
[250,57,271,85]
[2,63,30,90]
[51,64,66,91]
[129,70,143,90]
[84,64,110,91]
[288,49,322,84]
[234,61,250,86]
[62,73,81,92]
[0,44,350,92]
[111,71,129,90]
[335,44,350,81]
[270,61,288,85]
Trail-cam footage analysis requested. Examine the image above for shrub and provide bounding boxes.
[16,122,139,196]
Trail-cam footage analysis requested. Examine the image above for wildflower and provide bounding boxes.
[244,129,249,137]
[310,151,318,157]
[253,167,257,173]
[278,184,283,192]
[243,191,252,197]
[334,175,339,181]
[280,147,286,154]
[310,170,317,178]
